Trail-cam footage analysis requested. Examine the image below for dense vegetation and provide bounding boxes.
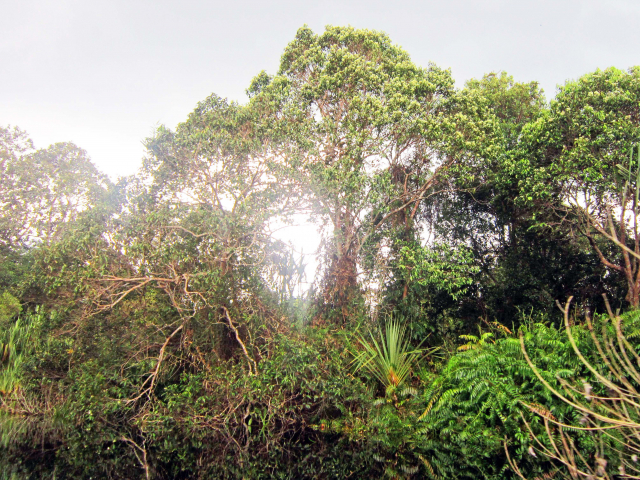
[2,26,640,479]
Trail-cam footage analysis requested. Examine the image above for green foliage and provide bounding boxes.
[353,318,429,389]
[0,292,20,329]
[0,126,113,249]
[0,315,33,395]
[256,25,459,319]
[399,242,479,300]
[517,303,640,477]
[520,67,640,203]
[415,319,599,479]
[2,25,640,480]
[511,68,640,306]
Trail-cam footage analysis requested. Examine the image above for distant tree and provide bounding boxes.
[0,126,112,290]
[0,126,112,249]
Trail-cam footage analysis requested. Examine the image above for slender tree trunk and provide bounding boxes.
[627,277,640,308]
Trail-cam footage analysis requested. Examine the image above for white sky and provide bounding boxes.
[2,0,639,279]
[3,0,639,180]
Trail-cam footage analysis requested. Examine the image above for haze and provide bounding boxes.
[2,0,638,180]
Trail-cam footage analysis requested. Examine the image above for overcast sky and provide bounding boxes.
[2,0,639,180]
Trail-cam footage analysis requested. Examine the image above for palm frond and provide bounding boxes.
[352,318,435,389]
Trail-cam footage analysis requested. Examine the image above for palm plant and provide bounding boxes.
[352,318,431,390]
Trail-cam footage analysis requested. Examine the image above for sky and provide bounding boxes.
[3,0,640,180]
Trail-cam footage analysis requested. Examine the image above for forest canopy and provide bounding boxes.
[1,26,640,479]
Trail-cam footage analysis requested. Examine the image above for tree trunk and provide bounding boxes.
[320,210,359,324]
[626,277,640,309]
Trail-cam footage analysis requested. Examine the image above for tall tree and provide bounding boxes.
[255,26,456,321]
[519,67,640,307]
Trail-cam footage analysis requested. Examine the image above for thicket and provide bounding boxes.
[1,26,640,479]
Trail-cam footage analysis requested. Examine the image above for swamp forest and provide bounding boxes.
[2,26,640,479]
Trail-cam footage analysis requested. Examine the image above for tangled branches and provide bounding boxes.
[512,296,640,479]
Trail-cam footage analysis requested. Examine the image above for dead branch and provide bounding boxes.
[221,306,257,375]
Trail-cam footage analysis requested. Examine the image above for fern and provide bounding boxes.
[410,320,597,479]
